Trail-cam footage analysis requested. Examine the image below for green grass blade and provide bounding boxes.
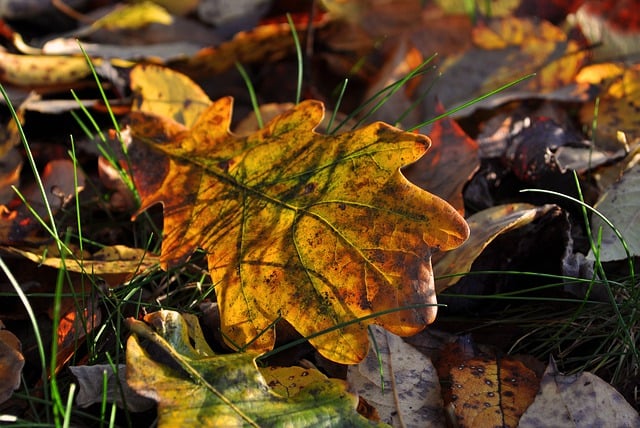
[407,73,535,131]
[235,61,264,129]
[327,78,348,134]
[287,13,303,104]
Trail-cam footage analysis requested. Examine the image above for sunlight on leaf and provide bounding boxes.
[126,95,469,364]
[130,64,211,127]
[577,63,640,148]
[90,1,173,31]
[125,310,384,427]
[434,203,555,292]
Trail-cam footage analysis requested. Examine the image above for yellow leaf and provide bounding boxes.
[91,1,173,31]
[579,64,640,146]
[130,64,211,127]
[131,0,199,16]
[127,91,468,364]
[469,17,588,94]
[126,311,384,426]
[260,365,332,398]
[0,50,95,86]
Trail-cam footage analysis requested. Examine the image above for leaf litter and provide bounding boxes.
[1,1,640,426]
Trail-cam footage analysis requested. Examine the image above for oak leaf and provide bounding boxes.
[126,311,383,427]
[126,97,468,363]
[449,356,539,428]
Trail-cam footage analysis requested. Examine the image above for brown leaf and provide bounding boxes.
[404,106,479,214]
[449,356,539,428]
[171,17,327,78]
[0,159,86,245]
[0,322,24,404]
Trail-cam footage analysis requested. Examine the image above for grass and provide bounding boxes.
[436,176,640,409]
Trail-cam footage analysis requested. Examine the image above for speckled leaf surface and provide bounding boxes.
[518,359,640,427]
[347,325,445,427]
[126,94,468,363]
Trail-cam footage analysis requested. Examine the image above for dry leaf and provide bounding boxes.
[347,325,445,427]
[55,304,101,373]
[449,356,539,428]
[0,159,85,245]
[420,16,589,119]
[0,49,95,86]
[578,63,640,148]
[130,64,211,127]
[260,365,337,399]
[70,364,155,411]
[171,18,327,78]
[0,322,24,404]
[588,163,640,261]
[434,204,555,292]
[126,94,468,364]
[518,358,640,427]
[404,106,479,214]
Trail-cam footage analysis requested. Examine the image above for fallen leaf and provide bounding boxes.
[89,1,173,32]
[588,163,640,261]
[260,365,332,399]
[518,358,640,427]
[130,64,211,127]
[575,0,640,60]
[0,49,95,86]
[55,304,101,373]
[22,159,86,214]
[70,364,155,411]
[0,321,24,404]
[434,204,556,292]
[471,17,582,92]
[578,63,640,149]
[0,159,86,245]
[433,334,477,405]
[127,95,469,364]
[347,325,445,427]
[449,356,539,428]
[359,37,425,127]
[171,17,327,78]
[403,106,479,214]
[420,16,589,119]
[2,244,158,277]
[0,148,22,204]
[125,310,384,427]
[197,0,271,38]
[130,0,199,16]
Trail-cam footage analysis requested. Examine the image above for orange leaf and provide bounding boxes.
[449,356,539,428]
[126,95,469,364]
